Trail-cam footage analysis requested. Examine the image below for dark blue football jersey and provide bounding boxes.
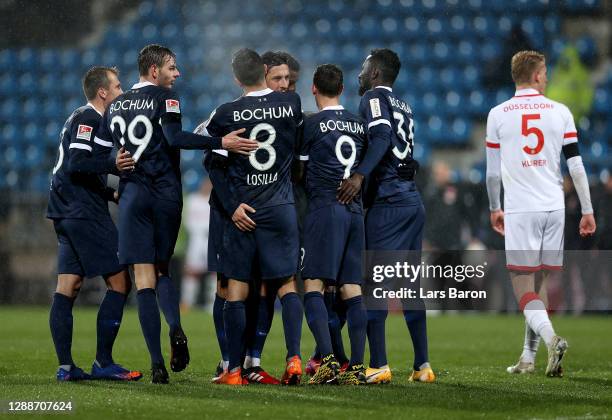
[300,106,366,213]
[200,147,224,213]
[204,88,303,210]
[47,105,113,220]
[96,81,183,202]
[359,86,417,200]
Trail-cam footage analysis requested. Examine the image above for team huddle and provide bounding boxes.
[46,44,595,385]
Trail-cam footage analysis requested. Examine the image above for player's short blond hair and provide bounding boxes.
[511,51,545,84]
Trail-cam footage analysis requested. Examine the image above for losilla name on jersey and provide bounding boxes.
[247,172,278,186]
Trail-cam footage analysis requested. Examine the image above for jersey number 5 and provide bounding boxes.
[110,115,153,162]
[521,114,544,155]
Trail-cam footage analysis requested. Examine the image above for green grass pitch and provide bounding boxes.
[0,307,610,419]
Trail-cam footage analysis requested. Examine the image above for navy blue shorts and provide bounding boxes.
[54,217,122,278]
[118,182,182,265]
[301,204,365,285]
[208,206,227,273]
[223,204,299,282]
[365,199,425,251]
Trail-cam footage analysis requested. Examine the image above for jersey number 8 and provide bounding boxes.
[110,115,153,162]
[249,123,277,171]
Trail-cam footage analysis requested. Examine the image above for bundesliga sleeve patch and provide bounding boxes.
[165,99,181,113]
[76,124,93,141]
[369,98,381,118]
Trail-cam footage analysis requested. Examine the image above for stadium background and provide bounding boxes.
[0,0,610,306]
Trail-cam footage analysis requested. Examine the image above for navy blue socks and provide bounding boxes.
[137,288,164,365]
[367,309,388,368]
[304,291,333,356]
[224,300,246,371]
[49,292,75,367]
[280,292,303,359]
[345,295,367,367]
[95,290,127,367]
[403,309,429,370]
[156,275,181,335]
[213,294,229,362]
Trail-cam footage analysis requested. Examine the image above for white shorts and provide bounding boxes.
[185,237,208,273]
[504,209,564,272]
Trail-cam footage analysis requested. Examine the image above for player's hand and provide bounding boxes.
[337,173,364,204]
[222,128,258,155]
[579,213,596,237]
[113,190,119,203]
[232,203,256,231]
[116,147,135,172]
[490,209,505,236]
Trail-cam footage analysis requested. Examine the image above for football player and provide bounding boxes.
[47,66,141,382]
[299,64,369,385]
[204,48,304,386]
[95,44,256,383]
[338,49,435,384]
[486,51,596,376]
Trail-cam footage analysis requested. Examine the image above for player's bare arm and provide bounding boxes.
[220,127,258,155]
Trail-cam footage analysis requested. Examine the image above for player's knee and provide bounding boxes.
[276,276,296,297]
[226,279,249,302]
[339,283,361,300]
[56,274,82,298]
[105,270,132,295]
[304,278,325,293]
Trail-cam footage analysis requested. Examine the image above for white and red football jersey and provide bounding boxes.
[486,88,578,213]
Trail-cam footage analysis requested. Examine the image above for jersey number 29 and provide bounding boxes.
[110,115,153,162]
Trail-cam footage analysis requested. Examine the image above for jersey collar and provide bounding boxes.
[86,102,103,116]
[322,105,344,111]
[374,85,392,92]
[514,88,542,97]
[246,88,273,97]
[131,81,156,89]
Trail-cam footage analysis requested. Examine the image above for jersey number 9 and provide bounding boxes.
[335,135,357,179]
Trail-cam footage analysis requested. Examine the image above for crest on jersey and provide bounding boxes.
[76,124,93,141]
[369,98,381,118]
[165,99,181,113]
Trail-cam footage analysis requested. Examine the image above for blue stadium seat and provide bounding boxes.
[593,89,610,115]
[18,72,36,94]
[0,49,16,71]
[17,48,37,71]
